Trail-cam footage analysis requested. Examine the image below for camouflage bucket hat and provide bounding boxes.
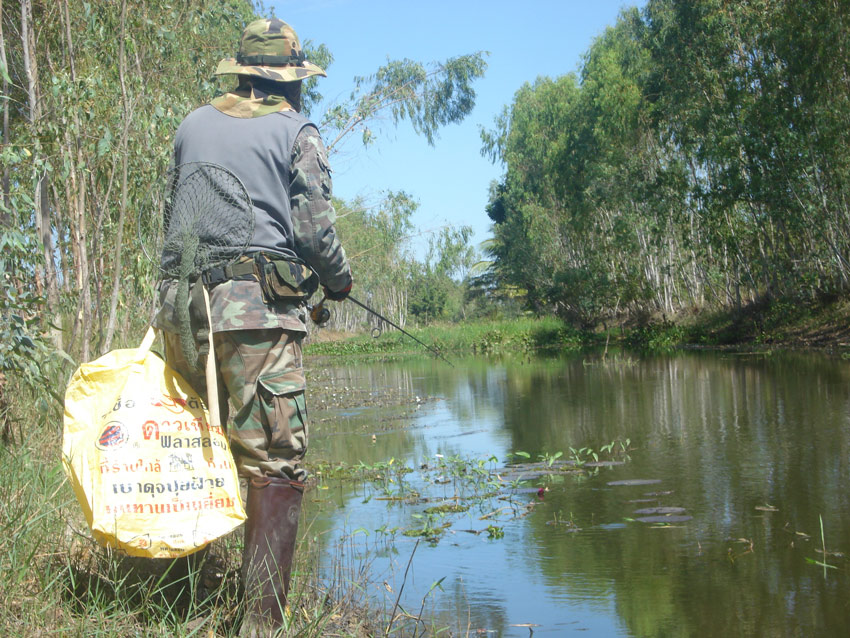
[214,18,326,82]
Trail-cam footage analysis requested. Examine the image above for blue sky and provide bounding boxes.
[269,0,644,259]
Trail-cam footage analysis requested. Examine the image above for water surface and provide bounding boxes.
[304,350,850,637]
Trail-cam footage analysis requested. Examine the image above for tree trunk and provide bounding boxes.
[0,0,10,217]
[103,0,130,352]
[21,0,38,123]
[76,146,92,363]
[60,0,75,80]
[23,0,63,347]
[34,175,60,314]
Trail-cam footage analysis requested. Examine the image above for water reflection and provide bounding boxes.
[304,351,850,637]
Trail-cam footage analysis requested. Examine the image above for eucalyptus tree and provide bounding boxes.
[1,0,488,366]
[331,191,417,331]
[482,10,673,325]
[644,0,850,303]
[408,225,475,322]
[484,0,850,326]
[481,75,580,313]
[322,53,488,153]
[2,0,254,367]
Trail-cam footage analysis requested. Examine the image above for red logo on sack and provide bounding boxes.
[97,421,128,450]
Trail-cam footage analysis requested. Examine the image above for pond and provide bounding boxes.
[303,349,850,637]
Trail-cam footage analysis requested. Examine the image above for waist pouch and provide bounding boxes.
[254,253,319,302]
[188,253,318,302]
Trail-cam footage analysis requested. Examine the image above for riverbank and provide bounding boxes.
[0,423,386,637]
[305,297,850,357]
[0,381,401,637]
[5,297,849,636]
[305,316,585,358]
[625,296,850,353]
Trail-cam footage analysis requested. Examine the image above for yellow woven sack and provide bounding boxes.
[62,327,246,558]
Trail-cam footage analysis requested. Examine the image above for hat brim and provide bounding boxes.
[214,57,326,81]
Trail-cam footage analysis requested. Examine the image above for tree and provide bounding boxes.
[322,53,488,152]
[0,0,488,368]
[482,0,850,327]
[332,191,417,331]
[409,226,474,321]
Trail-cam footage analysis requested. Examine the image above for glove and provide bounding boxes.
[323,280,352,302]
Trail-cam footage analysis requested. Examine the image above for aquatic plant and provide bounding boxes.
[403,511,449,542]
[806,515,838,575]
[569,447,597,466]
[486,525,505,539]
[539,450,564,467]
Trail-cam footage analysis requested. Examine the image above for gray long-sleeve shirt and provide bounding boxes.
[156,103,351,334]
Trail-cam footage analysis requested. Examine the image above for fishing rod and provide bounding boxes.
[309,295,454,367]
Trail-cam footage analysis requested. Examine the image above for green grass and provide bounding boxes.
[0,376,386,637]
[306,316,589,357]
[306,297,850,361]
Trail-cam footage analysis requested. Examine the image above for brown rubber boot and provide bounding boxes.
[240,476,304,637]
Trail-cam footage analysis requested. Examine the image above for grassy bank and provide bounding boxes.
[624,296,850,353]
[307,297,850,358]
[306,316,590,357]
[0,377,400,637]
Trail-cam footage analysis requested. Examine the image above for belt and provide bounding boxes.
[201,260,257,286]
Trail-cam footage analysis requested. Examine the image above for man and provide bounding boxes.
[155,17,352,635]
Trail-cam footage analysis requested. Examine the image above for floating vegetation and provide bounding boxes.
[310,443,633,546]
[634,515,692,524]
[402,512,451,541]
[633,507,687,515]
[607,479,663,486]
[486,525,505,539]
[424,502,470,515]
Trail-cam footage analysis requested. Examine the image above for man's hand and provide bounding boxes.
[323,281,352,302]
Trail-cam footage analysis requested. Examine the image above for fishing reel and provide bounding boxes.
[308,298,331,326]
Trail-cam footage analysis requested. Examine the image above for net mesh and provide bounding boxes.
[140,162,254,370]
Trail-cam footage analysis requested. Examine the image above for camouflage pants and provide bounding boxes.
[163,328,308,481]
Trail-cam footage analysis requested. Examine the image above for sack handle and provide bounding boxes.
[135,326,158,362]
[137,297,219,428]
[202,285,221,429]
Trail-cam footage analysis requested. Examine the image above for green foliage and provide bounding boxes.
[408,226,475,321]
[485,524,505,539]
[299,40,334,117]
[0,313,51,392]
[0,228,66,439]
[624,321,687,352]
[323,52,488,152]
[482,0,850,326]
[306,316,586,357]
